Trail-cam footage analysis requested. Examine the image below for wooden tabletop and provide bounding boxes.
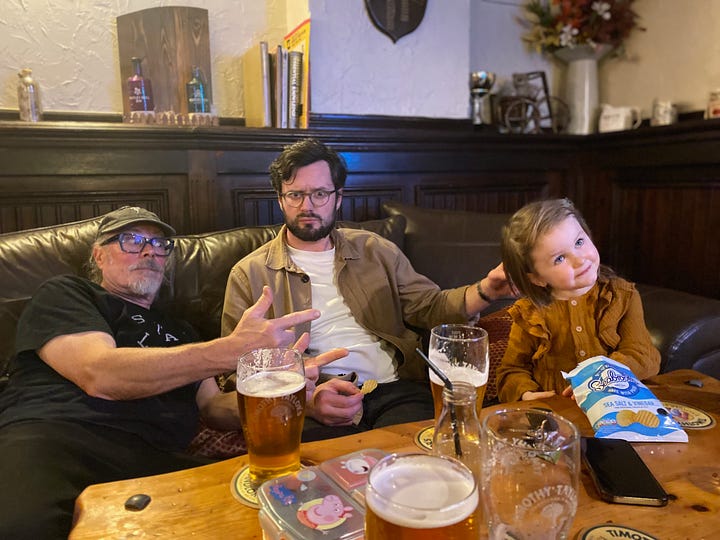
[70,369,720,539]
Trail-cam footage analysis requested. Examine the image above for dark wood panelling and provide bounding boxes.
[0,118,717,299]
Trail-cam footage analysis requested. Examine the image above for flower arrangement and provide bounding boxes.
[520,0,642,56]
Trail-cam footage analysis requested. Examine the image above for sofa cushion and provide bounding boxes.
[382,201,510,290]
[0,217,102,375]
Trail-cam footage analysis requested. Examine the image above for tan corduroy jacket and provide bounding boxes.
[222,226,469,381]
[496,277,661,402]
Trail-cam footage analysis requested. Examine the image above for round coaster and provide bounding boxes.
[576,524,658,540]
[230,465,259,508]
[414,426,434,451]
[661,400,715,430]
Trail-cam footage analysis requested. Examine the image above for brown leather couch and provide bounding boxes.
[2,201,719,390]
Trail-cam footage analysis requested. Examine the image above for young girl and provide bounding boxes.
[495,198,660,402]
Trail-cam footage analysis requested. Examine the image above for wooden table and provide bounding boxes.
[70,369,720,539]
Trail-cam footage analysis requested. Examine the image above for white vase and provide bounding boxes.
[554,45,611,135]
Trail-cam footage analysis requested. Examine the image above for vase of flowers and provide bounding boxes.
[520,0,642,134]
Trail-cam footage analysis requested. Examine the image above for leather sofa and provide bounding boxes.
[2,201,720,391]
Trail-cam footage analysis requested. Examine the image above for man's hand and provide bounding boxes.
[291,333,349,402]
[230,286,320,349]
[307,379,363,426]
[482,262,519,300]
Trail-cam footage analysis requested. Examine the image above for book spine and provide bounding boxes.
[259,41,271,127]
[287,51,303,129]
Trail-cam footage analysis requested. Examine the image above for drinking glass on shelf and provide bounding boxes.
[429,324,489,420]
[481,408,580,540]
[364,453,480,539]
[236,348,306,488]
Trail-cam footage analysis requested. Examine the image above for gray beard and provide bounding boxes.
[286,213,336,242]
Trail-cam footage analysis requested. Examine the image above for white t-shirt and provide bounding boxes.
[288,245,397,384]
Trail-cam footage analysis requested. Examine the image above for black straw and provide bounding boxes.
[416,348,463,457]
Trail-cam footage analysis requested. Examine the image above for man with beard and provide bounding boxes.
[0,206,338,539]
[222,139,514,440]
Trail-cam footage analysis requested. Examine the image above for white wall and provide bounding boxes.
[1,0,718,120]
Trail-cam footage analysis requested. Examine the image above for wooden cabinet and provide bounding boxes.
[1,116,718,299]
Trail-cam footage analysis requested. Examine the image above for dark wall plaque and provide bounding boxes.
[365,0,427,43]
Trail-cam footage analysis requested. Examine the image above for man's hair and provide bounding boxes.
[269,138,347,193]
[501,198,614,307]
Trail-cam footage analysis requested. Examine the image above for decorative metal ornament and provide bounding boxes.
[365,0,427,43]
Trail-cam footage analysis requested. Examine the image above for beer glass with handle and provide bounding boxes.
[429,324,489,421]
[365,453,480,539]
[481,408,580,540]
[236,348,306,488]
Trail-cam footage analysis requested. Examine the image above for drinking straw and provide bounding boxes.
[416,348,463,458]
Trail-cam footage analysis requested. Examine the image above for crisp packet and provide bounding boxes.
[562,356,687,443]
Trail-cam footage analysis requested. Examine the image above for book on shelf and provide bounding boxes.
[270,45,289,128]
[284,18,310,128]
[242,40,271,127]
[287,50,303,129]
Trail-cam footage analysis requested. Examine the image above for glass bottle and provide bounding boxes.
[127,57,154,112]
[17,68,42,122]
[186,66,209,113]
[432,381,482,481]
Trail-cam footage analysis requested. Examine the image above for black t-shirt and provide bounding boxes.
[0,275,202,451]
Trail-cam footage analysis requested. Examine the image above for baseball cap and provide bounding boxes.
[96,206,176,238]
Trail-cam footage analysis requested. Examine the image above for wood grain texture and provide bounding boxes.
[69,370,720,539]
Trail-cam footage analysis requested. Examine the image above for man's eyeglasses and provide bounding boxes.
[280,189,338,208]
[101,232,175,256]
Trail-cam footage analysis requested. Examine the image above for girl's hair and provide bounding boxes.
[501,198,614,307]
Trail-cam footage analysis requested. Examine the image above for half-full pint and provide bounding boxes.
[236,348,306,487]
[365,453,480,539]
[428,324,489,420]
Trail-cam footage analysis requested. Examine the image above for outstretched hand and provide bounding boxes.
[291,332,349,402]
[232,286,320,349]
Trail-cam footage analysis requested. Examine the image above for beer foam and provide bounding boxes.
[238,370,305,398]
[366,456,477,529]
[428,364,488,388]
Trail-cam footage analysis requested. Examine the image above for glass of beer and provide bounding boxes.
[481,408,580,540]
[236,348,306,487]
[365,453,480,539]
[429,324,489,420]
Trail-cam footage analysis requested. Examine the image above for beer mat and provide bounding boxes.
[230,465,259,508]
[661,400,715,429]
[414,426,434,451]
[576,524,658,540]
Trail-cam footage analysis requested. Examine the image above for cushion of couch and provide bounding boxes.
[382,201,510,290]
[0,217,103,375]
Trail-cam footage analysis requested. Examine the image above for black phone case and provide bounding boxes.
[581,437,668,507]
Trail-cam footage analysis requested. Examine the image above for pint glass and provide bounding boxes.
[429,324,489,420]
[481,408,580,540]
[236,348,306,487]
[365,453,480,539]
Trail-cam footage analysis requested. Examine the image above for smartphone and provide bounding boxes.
[581,437,668,507]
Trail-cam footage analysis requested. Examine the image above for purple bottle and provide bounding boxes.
[127,57,154,112]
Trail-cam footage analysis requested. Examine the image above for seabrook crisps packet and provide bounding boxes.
[563,356,687,443]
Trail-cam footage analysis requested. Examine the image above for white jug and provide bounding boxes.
[598,104,642,133]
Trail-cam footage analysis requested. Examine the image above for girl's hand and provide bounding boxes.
[521,390,556,401]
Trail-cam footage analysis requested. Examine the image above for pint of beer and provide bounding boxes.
[236,348,306,487]
[429,324,489,419]
[365,453,480,539]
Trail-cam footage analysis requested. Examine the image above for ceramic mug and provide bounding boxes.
[651,99,678,126]
[598,104,642,132]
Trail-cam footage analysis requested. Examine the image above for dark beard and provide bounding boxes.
[286,212,336,242]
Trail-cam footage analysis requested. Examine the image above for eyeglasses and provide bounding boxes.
[101,232,175,256]
[280,189,338,208]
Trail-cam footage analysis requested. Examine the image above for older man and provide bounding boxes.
[222,139,514,441]
[0,207,335,540]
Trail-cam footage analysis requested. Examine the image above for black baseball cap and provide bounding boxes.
[96,206,176,238]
